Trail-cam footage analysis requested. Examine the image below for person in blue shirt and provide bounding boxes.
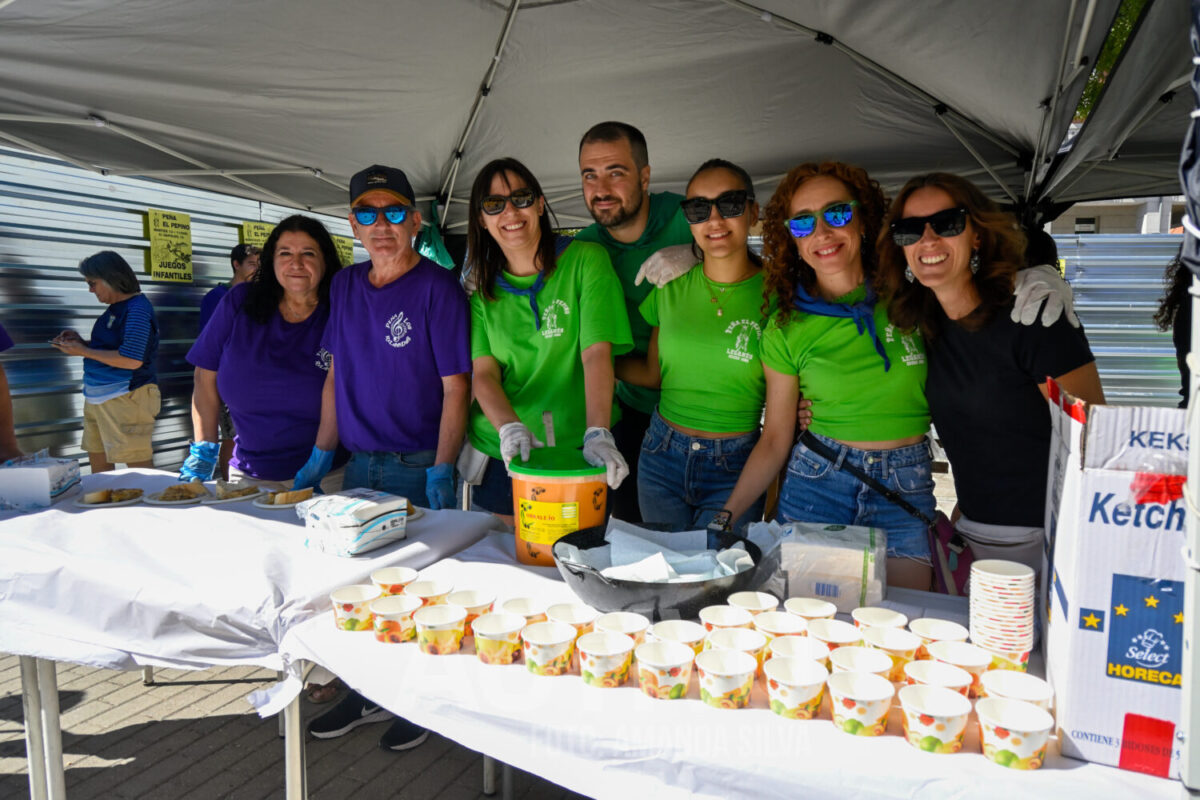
[52,251,160,472]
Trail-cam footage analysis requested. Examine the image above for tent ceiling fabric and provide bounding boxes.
[0,0,1181,228]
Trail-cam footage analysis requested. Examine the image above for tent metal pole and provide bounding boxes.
[0,114,101,125]
[1026,0,1089,198]
[106,168,317,178]
[936,116,1019,204]
[1181,273,1200,796]
[717,0,1020,159]
[1072,0,1101,74]
[0,129,96,173]
[1086,162,1180,180]
[437,0,523,230]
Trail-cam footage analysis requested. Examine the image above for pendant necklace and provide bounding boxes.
[704,268,756,317]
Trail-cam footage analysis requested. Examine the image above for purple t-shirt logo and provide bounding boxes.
[385,312,413,348]
[315,347,332,371]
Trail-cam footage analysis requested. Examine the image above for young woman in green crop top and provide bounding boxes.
[616,159,771,531]
[720,161,937,590]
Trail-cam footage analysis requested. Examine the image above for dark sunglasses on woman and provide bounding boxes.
[890,206,969,247]
[787,201,858,238]
[352,205,410,226]
[481,187,539,215]
[680,190,751,225]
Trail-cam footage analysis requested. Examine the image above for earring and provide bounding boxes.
[970,249,981,274]
[904,267,914,283]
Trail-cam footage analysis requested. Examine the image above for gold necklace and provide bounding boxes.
[703,268,756,317]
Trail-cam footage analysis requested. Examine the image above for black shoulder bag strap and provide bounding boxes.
[797,431,936,527]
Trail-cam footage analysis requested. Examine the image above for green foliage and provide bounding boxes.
[1074,0,1150,122]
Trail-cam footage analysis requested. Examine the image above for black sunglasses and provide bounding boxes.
[680,190,751,225]
[352,205,410,226]
[890,206,969,247]
[481,187,538,216]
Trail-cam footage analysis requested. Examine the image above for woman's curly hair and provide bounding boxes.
[878,172,1025,340]
[761,162,888,322]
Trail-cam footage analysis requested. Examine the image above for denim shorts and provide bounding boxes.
[637,410,763,532]
[776,432,935,562]
[344,449,435,506]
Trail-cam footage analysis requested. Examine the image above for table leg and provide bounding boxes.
[19,656,48,800]
[482,754,496,795]
[284,688,306,800]
[36,658,67,800]
[501,761,513,800]
[277,671,286,738]
[142,666,154,685]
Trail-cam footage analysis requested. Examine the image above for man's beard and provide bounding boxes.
[589,191,645,230]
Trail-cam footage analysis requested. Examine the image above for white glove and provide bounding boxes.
[461,264,479,296]
[581,426,629,489]
[634,244,696,288]
[1012,264,1080,328]
[498,422,543,472]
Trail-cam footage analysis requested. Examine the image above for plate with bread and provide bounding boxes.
[252,487,315,509]
[200,479,264,505]
[145,480,212,505]
[75,488,145,507]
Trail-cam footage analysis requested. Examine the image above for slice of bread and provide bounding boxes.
[83,489,111,504]
[270,487,314,505]
[215,479,257,500]
[160,481,211,501]
[110,488,144,502]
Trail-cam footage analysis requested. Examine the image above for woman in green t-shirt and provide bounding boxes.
[465,157,634,521]
[720,161,938,590]
[616,159,770,531]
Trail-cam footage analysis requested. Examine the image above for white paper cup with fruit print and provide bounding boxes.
[705,627,769,675]
[446,590,495,637]
[648,619,707,655]
[370,594,423,643]
[499,597,548,624]
[975,697,1054,770]
[698,605,754,636]
[898,684,972,754]
[807,618,863,651]
[908,617,969,660]
[369,566,418,597]
[767,635,830,669]
[330,584,381,632]
[546,602,599,638]
[521,621,577,676]
[784,597,837,622]
[405,579,454,607]
[695,649,756,709]
[413,604,467,655]
[827,671,894,736]
[727,591,779,616]
[902,659,972,696]
[979,670,1053,710]
[635,640,694,700]
[851,606,908,630]
[577,631,635,688]
[752,610,807,644]
[764,657,828,720]
[595,611,651,646]
[928,640,993,698]
[862,625,922,682]
[472,612,526,665]
[829,645,893,679]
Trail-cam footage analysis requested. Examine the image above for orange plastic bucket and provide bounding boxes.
[509,448,607,566]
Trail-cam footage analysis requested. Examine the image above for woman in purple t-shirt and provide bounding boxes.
[184,216,346,488]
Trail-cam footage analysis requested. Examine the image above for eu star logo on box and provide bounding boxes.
[1105,573,1184,688]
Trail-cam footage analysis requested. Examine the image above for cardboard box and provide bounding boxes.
[0,456,81,510]
[1043,380,1186,778]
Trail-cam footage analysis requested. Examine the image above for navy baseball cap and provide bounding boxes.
[349,164,415,207]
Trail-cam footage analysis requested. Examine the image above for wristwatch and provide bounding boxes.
[708,509,733,533]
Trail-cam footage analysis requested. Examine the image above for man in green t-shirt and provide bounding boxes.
[574,121,694,521]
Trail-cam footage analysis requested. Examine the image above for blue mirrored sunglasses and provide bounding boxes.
[352,205,410,226]
[787,200,858,238]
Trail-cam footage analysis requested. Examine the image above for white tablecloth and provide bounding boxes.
[0,469,501,671]
[280,533,1179,800]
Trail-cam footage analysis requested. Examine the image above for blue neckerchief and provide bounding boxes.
[495,270,547,330]
[791,281,891,371]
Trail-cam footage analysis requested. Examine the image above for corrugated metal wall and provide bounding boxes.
[1057,233,1183,407]
[0,146,364,471]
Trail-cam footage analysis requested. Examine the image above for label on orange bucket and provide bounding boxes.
[517,498,580,544]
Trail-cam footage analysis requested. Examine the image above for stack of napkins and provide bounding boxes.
[0,450,80,510]
[556,519,754,583]
[780,522,887,612]
[298,488,409,557]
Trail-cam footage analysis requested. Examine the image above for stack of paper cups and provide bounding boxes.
[969,560,1034,672]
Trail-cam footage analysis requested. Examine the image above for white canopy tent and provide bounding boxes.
[0,0,1188,229]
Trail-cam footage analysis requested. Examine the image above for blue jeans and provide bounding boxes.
[637,411,763,532]
[776,432,935,562]
[471,455,513,515]
[344,450,435,506]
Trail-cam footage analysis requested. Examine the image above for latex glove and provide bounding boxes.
[179,440,220,482]
[634,244,696,288]
[498,422,544,472]
[425,462,455,510]
[581,426,629,489]
[292,446,335,492]
[1013,264,1080,328]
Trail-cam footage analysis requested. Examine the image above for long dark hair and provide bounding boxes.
[685,158,762,267]
[243,215,343,324]
[466,158,559,301]
[1155,245,1188,331]
[761,161,888,323]
[879,172,1026,340]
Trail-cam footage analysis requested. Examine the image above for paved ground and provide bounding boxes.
[0,472,958,799]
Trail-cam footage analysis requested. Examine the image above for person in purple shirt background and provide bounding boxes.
[197,243,261,479]
[0,322,21,462]
[181,217,345,488]
[301,164,471,752]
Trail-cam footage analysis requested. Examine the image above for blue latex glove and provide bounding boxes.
[179,440,220,482]
[425,462,456,510]
[292,446,335,492]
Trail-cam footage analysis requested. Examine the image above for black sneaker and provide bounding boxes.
[307,690,391,739]
[378,717,430,752]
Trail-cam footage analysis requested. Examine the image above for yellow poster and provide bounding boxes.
[240,221,275,247]
[144,209,193,282]
[333,235,355,266]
